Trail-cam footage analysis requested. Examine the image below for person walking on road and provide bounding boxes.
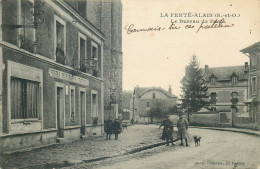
[104,116,113,140]
[177,114,189,146]
[160,116,175,146]
[113,119,122,140]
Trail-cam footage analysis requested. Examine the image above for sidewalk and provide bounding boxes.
[190,126,260,137]
[0,125,174,169]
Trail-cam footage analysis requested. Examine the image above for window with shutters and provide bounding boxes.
[11,77,40,119]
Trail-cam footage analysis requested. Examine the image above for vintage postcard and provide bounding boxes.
[0,0,259,168]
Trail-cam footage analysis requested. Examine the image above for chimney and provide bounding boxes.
[168,85,172,94]
[244,62,249,73]
[204,65,209,74]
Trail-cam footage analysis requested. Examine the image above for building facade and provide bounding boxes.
[130,86,177,123]
[203,63,249,115]
[241,42,260,130]
[84,0,123,120]
[0,0,122,153]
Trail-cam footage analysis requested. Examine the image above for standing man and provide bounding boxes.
[160,115,175,146]
[104,116,113,139]
[113,119,122,140]
[177,114,189,146]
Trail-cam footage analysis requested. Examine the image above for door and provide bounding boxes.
[80,91,86,135]
[57,87,64,137]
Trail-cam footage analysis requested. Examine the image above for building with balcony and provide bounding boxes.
[241,41,260,130]
[130,86,177,123]
[0,0,122,153]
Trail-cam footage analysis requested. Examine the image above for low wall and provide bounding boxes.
[233,116,252,129]
[85,124,103,136]
[0,130,57,154]
[64,127,81,140]
[190,113,220,127]
[190,112,254,129]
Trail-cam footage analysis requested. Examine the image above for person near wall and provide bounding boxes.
[104,116,113,140]
[113,119,122,140]
[159,115,175,146]
[177,113,189,146]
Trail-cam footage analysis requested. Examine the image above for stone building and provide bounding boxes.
[130,86,177,123]
[0,0,122,153]
[84,0,123,120]
[201,63,249,126]
[241,41,260,130]
[203,63,249,114]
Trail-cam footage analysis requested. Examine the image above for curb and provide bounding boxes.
[190,126,260,137]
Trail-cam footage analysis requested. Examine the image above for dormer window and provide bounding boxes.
[211,78,216,85]
[231,72,238,85]
[231,76,237,85]
[209,73,217,85]
[153,93,155,99]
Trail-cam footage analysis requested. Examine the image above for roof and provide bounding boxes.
[203,65,248,81]
[134,86,177,98]
[240,41,260,53]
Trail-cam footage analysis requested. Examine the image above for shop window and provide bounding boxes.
[11,77,40,119]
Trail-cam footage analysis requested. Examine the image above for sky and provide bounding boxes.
[121,0,260,97]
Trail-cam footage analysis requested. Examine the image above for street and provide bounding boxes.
[68,128,260,169]
[0,125,168,169]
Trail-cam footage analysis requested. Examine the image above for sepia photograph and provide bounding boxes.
[0,0,260,168]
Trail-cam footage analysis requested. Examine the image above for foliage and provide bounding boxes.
[180,55,210,121]
[148,106,166,119]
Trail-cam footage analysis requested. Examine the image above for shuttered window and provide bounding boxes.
[11,77,40,119]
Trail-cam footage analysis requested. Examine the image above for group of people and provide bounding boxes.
[104,117,122,140]
[160,114,189,146]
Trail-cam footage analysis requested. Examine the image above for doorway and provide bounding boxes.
[80,91,86,135]
[57,87,64,137]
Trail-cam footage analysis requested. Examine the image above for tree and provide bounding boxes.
[147,102,166,123]
[180,55,210,122]
[166,105,181,115]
